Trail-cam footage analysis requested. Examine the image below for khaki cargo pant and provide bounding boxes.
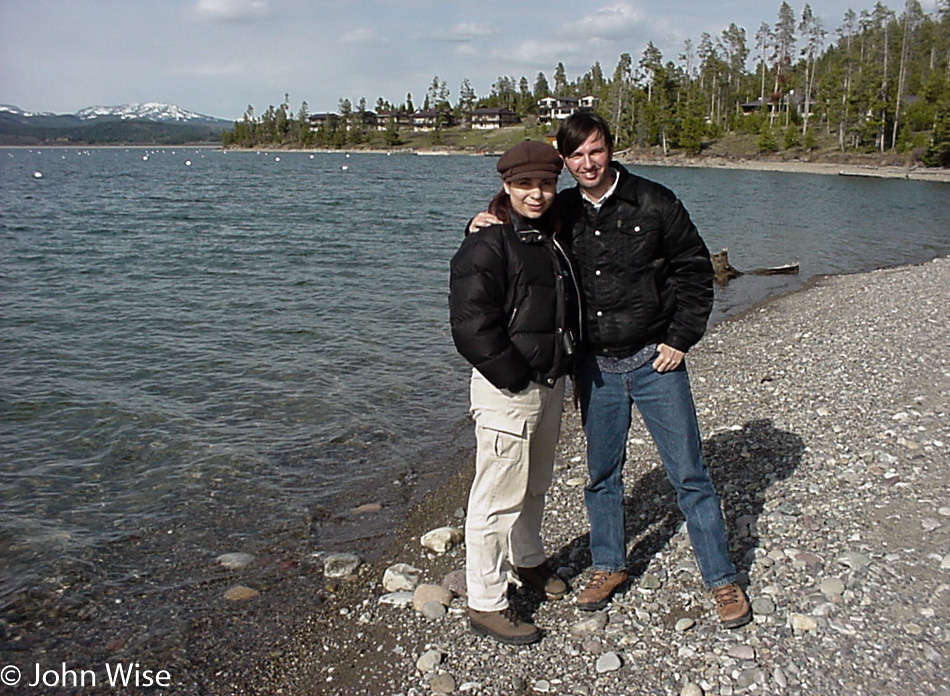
[465,369,565,612]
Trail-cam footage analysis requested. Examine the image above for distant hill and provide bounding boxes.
[0,103,232,146]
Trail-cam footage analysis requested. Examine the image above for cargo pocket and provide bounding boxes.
[476,413,527,463]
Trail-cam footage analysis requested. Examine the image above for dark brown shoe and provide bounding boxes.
[575,569,628,611]
[712,583,752,629]
[468,607,541,645]
[516,563,569,600]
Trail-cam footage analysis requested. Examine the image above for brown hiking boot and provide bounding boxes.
[575,569,628,611]
[468,607,541,645]
[712,583,752,629]
[516,563,569,600]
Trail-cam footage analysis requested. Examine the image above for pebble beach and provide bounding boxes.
[9,257,945,696]
[220,256,949,696]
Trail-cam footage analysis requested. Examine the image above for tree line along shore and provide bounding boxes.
[223,1,950,168]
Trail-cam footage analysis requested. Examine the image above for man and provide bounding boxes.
[556,112,750,628]
[470,113,751,629]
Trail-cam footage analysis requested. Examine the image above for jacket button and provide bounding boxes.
[594,230,601,236]
[634,225,641,232]
[547,378,554,384]
[595,269,602,276]
[556,327,563,334]
[596,311,603,317]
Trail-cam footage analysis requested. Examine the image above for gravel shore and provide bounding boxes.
[222,258,949,696]
[618,154,950,184]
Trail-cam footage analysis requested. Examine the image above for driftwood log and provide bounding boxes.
[711,249,799,284]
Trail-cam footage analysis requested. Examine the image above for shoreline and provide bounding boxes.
[618,153,950,184]
[251,256,949,695]
[9,143,948,183]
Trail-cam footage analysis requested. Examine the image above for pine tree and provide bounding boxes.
[533,72,551,100]
[554,63,568,95]
[799,4,826,136]
[925,100,950,165]
[772,2,797,127]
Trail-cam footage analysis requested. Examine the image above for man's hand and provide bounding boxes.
[468,212,503,234]
[653,343,684,372]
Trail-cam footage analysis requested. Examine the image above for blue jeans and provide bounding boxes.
[577,355,736,589]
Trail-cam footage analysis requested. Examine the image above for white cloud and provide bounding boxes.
[194,0,273,22]
[446,23,494,41]
[341,27,387,44]
[168,61,247,77]
[572,3,646,41]
[501,38,580,67]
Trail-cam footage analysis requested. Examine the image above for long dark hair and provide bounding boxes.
[487,187,561,234]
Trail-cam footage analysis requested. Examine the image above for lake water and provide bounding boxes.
[1,148,948,634]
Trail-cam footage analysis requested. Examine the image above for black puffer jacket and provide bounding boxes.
[558,163,713,357]
[450,214,581,391]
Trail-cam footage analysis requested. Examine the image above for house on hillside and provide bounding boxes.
[377,111,412,131]
[537,96,598,123]
[470,107,520,129]
[309,110,380,132]
[353,111,379,131]
[412,109,456,131]
[308,112,341,130]
[741,91,810,117]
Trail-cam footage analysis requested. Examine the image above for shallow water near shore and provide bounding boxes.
[1,148,948,662]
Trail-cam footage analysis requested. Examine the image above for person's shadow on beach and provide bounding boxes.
[535,418,803,608]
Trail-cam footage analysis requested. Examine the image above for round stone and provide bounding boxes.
[421,601,447,620]
[675,617,697,632]
[820,577,846,596]
[416,649,443,673]
[429,673,456,693]
[222,585,259,601]
[595,651,622,673]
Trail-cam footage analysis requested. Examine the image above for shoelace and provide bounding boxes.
[500,607,522,625]
[585,571,610,589]
[713,584,741,607]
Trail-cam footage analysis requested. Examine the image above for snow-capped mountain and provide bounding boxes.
[0,102,228,124]
[0,102,230,145]
[0,104,57,118]
[75,102,228,124]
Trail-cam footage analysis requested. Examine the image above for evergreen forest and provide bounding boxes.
[222,1,950,166]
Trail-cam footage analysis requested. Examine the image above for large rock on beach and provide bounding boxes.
[415,648,444,673]
[222,585,259,601]
[412,583,454,611]
[323,552,362,578]
[420,526,464,553]
[441,569,467,597]
[383,562,422,592]
[215,552,255,570]
[378,591,414,607]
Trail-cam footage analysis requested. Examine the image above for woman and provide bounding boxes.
[449,140,582,645]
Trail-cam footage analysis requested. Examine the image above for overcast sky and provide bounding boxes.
[0,0,923,120]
